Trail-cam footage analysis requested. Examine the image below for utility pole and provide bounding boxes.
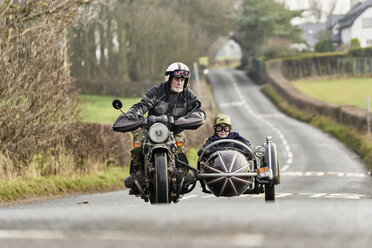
[367,93,371,134]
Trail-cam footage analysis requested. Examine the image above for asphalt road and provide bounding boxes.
[1,68,371,248]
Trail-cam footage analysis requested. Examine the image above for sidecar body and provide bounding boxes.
[197,137,280,201]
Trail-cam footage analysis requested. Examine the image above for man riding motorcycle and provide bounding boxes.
[125,62,206,175]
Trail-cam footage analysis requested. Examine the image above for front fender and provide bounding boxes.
[147,144,171,160]
[263,138,280,184]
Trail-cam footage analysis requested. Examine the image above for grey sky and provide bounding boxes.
[278,0,353,24]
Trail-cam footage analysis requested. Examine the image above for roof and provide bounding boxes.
[338,0,372,29]
[326,15,344,29]
[299,23,326,47]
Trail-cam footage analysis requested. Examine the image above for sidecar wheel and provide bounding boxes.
[153,152,170,204]
[265,184,275,201]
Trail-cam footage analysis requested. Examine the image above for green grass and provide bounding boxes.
[79,95,141,124]
[293,77,372,109]
[0,167,129,203]
[262,84,372,171]
[187,148,199,169]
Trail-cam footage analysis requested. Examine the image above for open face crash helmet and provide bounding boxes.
[164,62,191,88]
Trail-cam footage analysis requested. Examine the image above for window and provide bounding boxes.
[362,17,372,28]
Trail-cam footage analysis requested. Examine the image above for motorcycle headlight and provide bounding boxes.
[148,123,169,143]
[254,145,266,158]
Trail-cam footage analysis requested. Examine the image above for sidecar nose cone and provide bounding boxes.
[203,150,251,197]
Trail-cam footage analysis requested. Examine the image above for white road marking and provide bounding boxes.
[258,114,284,118]
[276,193,293,198]
[300,193,327,198]
[224,76,294,172]
[219,101,246,108]
[281,165,290,172]
[325,193,365,199]
[232,234,265,247]
[180,192,366,200]
[181,194,198,200]
[282,171,368,178]
[0,230,164,241]
[287,152,293,158]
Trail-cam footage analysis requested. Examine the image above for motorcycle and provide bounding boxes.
[197,137,280,201]
[112,99,204,204]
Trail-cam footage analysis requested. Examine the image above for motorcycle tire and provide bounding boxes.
[154,152,170,204]
[265,184,275,201]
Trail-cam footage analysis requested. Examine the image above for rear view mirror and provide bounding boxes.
[112,99,123,110]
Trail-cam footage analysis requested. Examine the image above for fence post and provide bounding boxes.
[368,93,371,135]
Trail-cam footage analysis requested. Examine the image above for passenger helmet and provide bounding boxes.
[214,114,232,128]
[164,62,191,87]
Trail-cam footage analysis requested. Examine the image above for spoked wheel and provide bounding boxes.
[265,183,275,202]
[151,152,170,204]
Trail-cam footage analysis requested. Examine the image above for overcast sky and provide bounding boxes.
[279,0,355,24]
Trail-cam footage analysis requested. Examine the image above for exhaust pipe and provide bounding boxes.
[134,179,148,202]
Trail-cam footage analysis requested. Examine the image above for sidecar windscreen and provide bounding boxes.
[113,115,142,132]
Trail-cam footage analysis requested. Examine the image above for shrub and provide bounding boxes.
[315,39,335,52]
[348,47,372,57]
[350,38,361,49]
[0,0,107,178]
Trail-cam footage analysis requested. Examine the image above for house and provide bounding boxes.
[298,23,326,49]
[326,14,345,46]
[337,0,372,48]
[326,14,345,36]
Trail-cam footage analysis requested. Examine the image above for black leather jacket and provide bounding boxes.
[128,82,206,134]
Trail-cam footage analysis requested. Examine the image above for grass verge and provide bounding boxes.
[0,167,129,205]
[262,84,372,172]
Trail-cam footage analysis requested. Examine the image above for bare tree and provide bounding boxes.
[0,0,108,178]
[68,0,235,96]
[308,0,338,23]
[308,0,323,22]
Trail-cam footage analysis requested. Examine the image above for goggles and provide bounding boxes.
[215,124,231,133]
[173,70,190,78]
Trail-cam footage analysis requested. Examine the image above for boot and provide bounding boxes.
[129,160,140,175]
[200,180,211,194]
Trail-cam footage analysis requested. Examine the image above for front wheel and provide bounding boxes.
[153,152,170,204]
[265,184,275,202]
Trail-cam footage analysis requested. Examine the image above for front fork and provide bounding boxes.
[144,145,175,191]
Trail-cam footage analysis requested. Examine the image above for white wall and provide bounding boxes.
[351,7,372,47]
[342,27,352,46]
